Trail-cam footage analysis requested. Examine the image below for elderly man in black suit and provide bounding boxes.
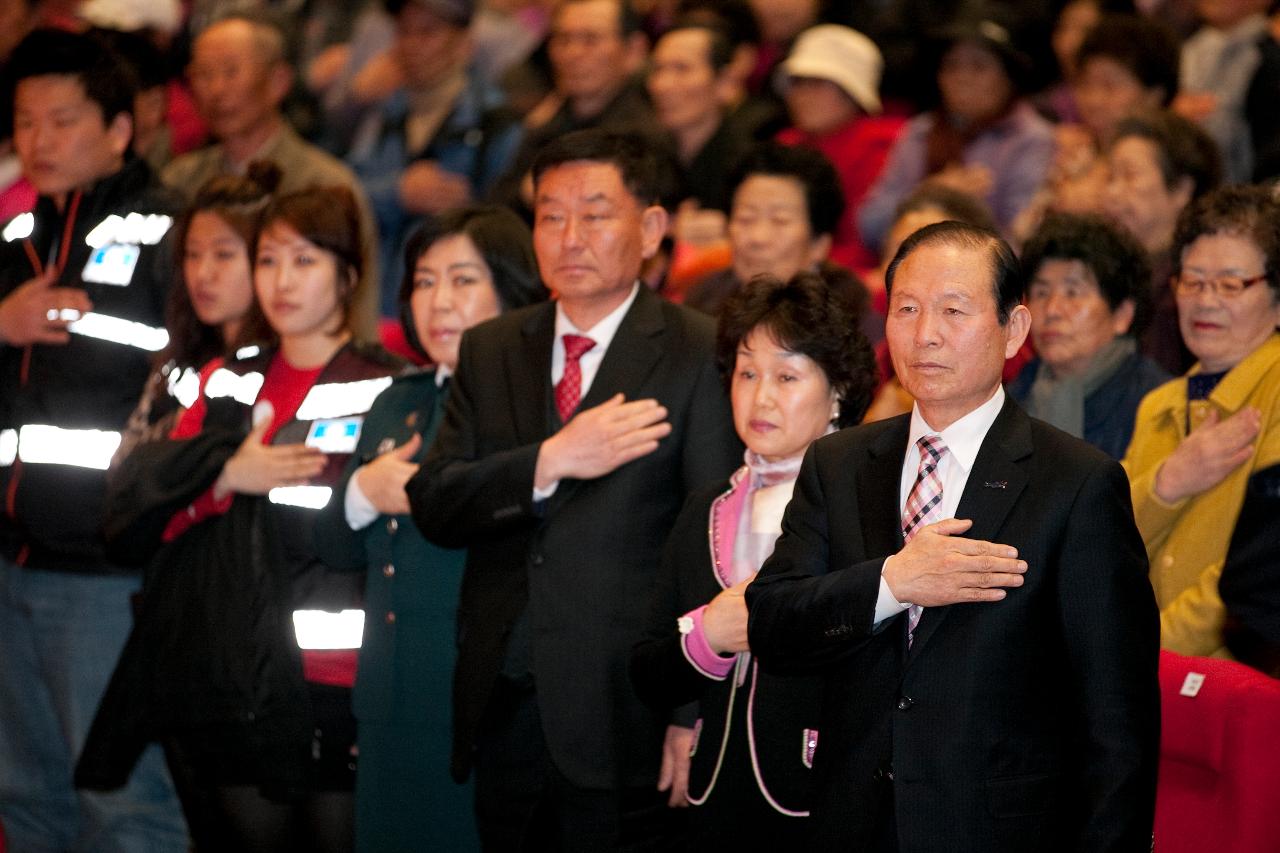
[408,129,741,851]
[746,221,1160,853]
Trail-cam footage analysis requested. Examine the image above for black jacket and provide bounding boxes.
[0,157,181,572]
[76,342,402,794]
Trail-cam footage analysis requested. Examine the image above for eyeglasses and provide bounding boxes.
[1171,274,1269,298]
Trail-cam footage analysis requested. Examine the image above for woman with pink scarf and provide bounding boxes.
[630,271,876,848]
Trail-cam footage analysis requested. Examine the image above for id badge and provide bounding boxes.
[82,243,141,286]
[305,416,363,454]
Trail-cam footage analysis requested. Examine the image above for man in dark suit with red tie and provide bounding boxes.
[747,221,1161,852]
[408,130,741,850]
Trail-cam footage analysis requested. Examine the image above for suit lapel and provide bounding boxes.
[577,286,666,412]
[512,303,556,445]
[907,397,1032,664]
[860,417,911,562]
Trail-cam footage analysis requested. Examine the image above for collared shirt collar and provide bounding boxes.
[435,364,453,387]
[908,385,1006,475]
[553,282,640,349]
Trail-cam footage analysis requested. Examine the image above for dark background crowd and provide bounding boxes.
[0,0,1279,850]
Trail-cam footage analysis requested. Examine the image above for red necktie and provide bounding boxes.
[902,434,948,645]
[555,334,596,423]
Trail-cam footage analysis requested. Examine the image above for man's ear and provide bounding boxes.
[106,112,134,159]
[624,31,649,74]
[268,61,294,109]
[640,204,670,259]
[1004,303,1032,359]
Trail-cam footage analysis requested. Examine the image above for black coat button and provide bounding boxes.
[897,696,913,711]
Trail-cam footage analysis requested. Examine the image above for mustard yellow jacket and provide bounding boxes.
[1123,333,1280,657]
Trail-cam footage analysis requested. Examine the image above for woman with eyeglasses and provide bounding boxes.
[1123,184,1280,661]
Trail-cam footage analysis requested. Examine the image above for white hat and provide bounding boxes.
[779,24,883,116]
[78,0,183,36]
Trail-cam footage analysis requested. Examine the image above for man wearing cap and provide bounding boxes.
[341,0,522,315]
[777,24,905,271]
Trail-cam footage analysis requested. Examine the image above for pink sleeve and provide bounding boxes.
[680,605,736,680]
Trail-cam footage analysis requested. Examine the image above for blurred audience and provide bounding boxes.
[164,10,382,339]
[683,142,869,331]
[858,14,1055,251]
[775,24,906,271]
[1010,212,1169,459]
[1102,110,1222,375]
[341,0,523,315]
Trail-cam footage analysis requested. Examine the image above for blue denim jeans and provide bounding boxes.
[0,558,188,852]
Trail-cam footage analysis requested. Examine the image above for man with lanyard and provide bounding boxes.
[0,29,188,851]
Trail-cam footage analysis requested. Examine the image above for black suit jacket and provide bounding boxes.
[746,397,1160,852]
[409,286,742,788]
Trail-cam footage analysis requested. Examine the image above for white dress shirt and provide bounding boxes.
[873,385,1007,623]
[533,283,641,500]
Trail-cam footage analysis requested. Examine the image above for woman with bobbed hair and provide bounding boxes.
[81,185,404,852]
[1123,184,1280,661]
[1009,212,1170,459]
[631,272,876,847]
[315,205,548,852]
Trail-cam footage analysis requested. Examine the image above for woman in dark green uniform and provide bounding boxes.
[317,206,547,852]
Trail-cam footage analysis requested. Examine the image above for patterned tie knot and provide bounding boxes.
[563,334,596,363]
[916,434,947,473]
[902,434,948,543]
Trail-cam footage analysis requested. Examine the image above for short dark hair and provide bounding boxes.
[1021,212,1154,336]
[398,205,550,358]
[1111,110,1222,199]
[1076,14,1180,105]
[676,0,761,49]
[167,161,283,365]
[892,184,997,233]
[5,28,137,126]
[729,142,845,238]
[255,185,366,335]
[1173,184,1280,302]
[532,129,664,206]
[661,19,735,71]
[717,271,877,427]
[885,221,1022,324]
[553,0,641,38]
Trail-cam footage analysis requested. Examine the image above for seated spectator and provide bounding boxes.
[1102,110,1222,375]
[647,20,753,235]
[744,0,818,94]
[1176,0,1270,182]
[315,205,548,852]
[1016,13,1180,239]
[679,0,786,140]
[1009,212,1170,459]
[630,272,876,846]
[1123,184,1280,659]
[1245,5,1280,182]
[683,142,867,327]
[164,11,382,338]
[776,24,906,271]
[342,0,522,315]
[489,0,654,213]
[858,14,1054,252]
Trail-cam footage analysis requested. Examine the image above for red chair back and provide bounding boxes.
[1156,650,1280,852]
